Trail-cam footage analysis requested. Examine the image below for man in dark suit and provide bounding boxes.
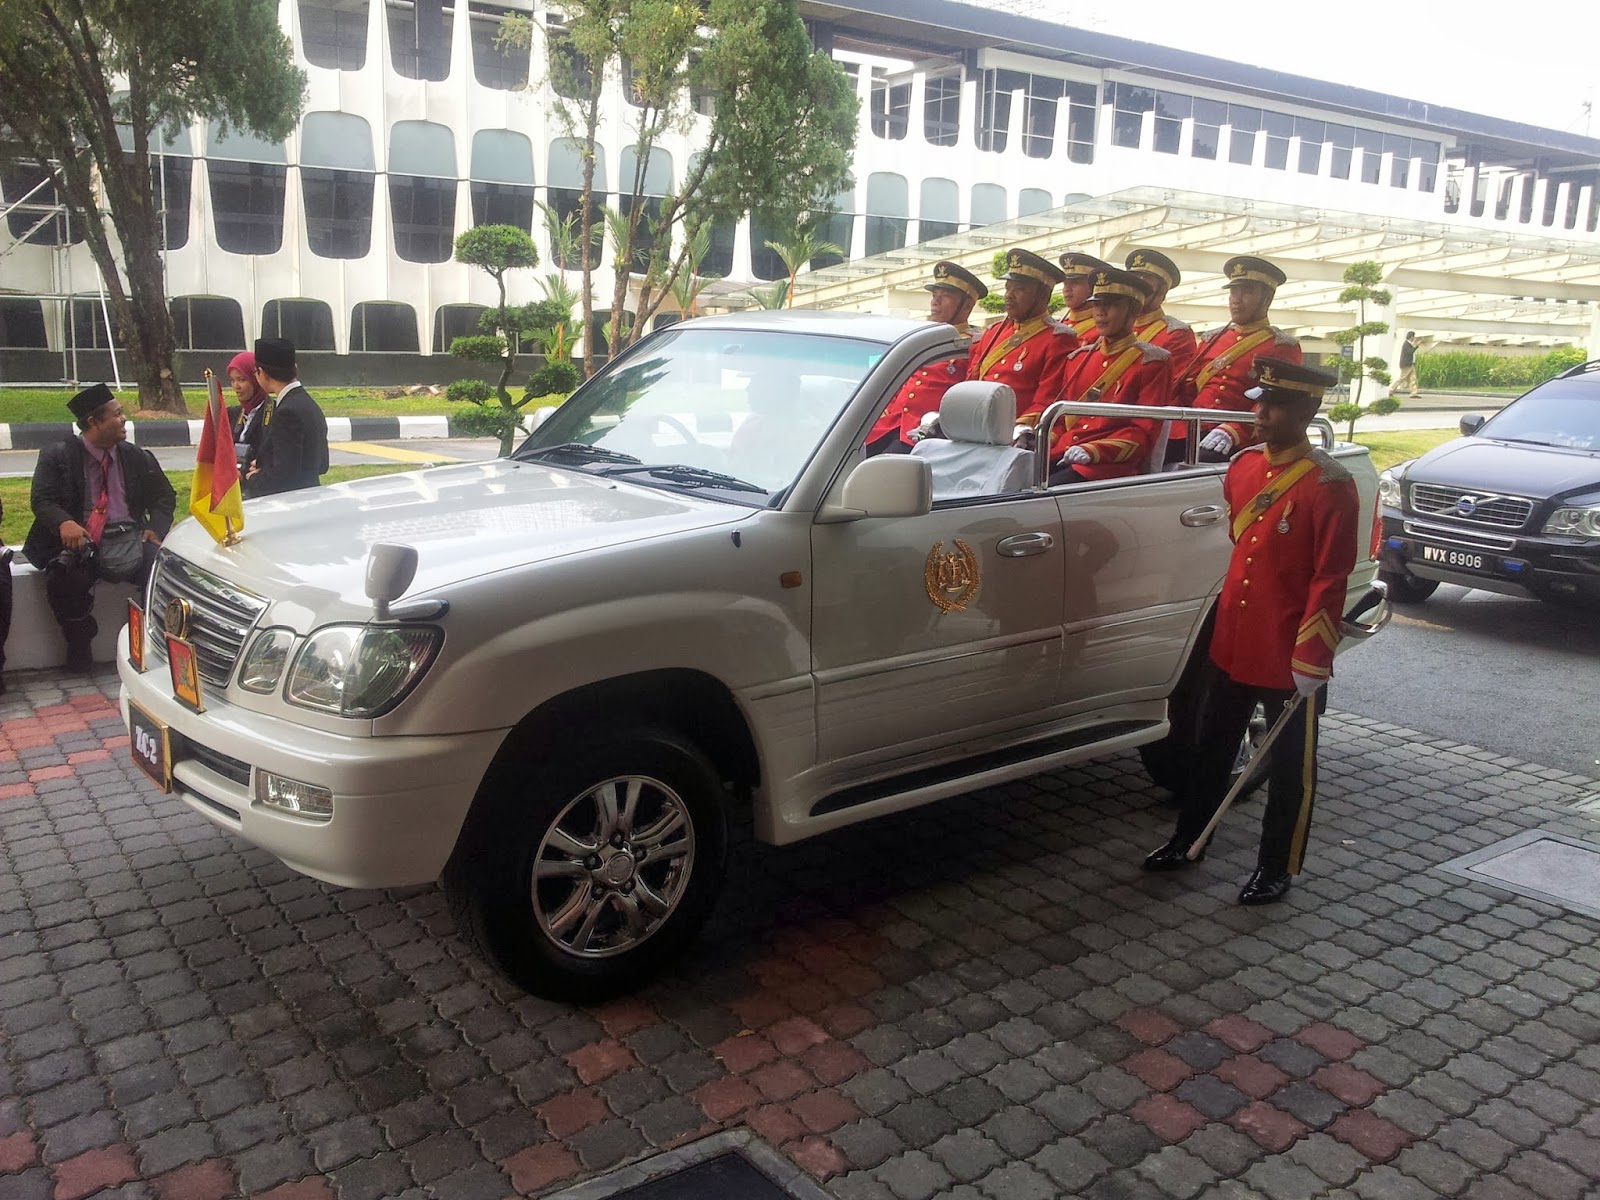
[246,336,329,496]
[24,384,176,672]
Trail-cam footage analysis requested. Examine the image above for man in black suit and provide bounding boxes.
[24,384,176,672]
[246,336,329,496]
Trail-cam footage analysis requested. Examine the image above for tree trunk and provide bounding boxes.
[578,90,602,379]
[117,211,185,415]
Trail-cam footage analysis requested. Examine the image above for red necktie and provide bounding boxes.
[87,455,109,543]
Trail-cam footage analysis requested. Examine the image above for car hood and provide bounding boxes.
[162,460,746,610]
[1408,438,1600,501]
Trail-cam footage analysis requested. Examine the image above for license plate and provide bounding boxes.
[1419,543,1500,574]
[129,701,172,792]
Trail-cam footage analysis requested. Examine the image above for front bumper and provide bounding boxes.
[117,627,508,889]
[1378,512,1600,602]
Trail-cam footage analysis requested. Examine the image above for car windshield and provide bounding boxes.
[1477,380,1600,451]
[515,327,886,501]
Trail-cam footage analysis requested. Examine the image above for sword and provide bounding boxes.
[1186,692,1308,860]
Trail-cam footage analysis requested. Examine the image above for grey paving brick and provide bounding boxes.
[1349,1164,1449,1200]
[1174,1075,1249,1120]
[932,1078,1007,1128]
[1132,1145,1218,1200]
[979,1106,1057,1159]
[841,1069,913,1118]
[834,1120,906,1171]
[1392,1141,1477,1196]
[974,1162,1059,1200]
[880,1097,959,1147]
[1502,1150,1588,1200]
[875,1149,953,1200]
[1242,1155,1326,1200]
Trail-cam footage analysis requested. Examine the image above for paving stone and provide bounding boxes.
[1391,1141,1477,1196]
[1349,1164,1450,1200]
[923,1128,1004,1183]
[874,1149,953,1200]
[1242,1155,1326,1200]
[979,1107,1056,1159]
[1501,1150,1588,1200]
[974,1161,1059,1200]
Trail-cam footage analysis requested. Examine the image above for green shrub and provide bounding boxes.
[446,378,495,405]
[1417,347,1588,392]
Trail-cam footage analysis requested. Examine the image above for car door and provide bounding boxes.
[809,489,1065,764]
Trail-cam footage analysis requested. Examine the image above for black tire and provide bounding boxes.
[445,728,728,1003]
[1378,567,1438,605]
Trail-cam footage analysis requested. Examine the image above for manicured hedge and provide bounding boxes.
[1417,347,1588,391]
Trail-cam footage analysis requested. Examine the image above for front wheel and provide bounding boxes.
[1378,567,1438,604]
[446,729,728,1003]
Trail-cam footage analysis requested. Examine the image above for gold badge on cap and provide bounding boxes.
[925,541,981,612]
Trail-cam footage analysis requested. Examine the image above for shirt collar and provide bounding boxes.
[1101,332,1137,354]
[1264,439,1312,467]
[80,434,110,463]
[1232,318,1270,334]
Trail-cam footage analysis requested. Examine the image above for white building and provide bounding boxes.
[3,0,1599,385]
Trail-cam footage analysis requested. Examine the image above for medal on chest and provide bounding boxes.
[1277,500,1294,534]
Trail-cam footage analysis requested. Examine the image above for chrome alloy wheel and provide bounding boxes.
[531,774,696,959]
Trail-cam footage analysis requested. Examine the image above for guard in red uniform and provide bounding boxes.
[1144,359,1359,906]
[967,248,1074,422]
[1125,248,1197,392]
[1173,255,1302,462]
[1057,251,1111,340]
[1034,268,1172,483]
[866,260,988,454]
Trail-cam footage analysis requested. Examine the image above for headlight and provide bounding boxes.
[237,627,295,693]
[1377,464,1409,509]
[1543,505,1600,538]
[285,625,442,717]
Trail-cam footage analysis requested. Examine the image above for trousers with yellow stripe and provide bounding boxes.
[1172,658,1323,876]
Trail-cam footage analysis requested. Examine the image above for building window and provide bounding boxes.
[924,74,960,146]
[865,172,908,256]
[970,182,1006,228]
[985,71,1095,160]
[870,70,910,140]
[547,137,606,270]
[299,1,368,71]
[748,214,786,280]
[68,299,123,349]
[301,112,375,259]
[1326,123,1354,179]
[1191,97,1225,161]
[389,120,457,263]
[0,299,48,348]
[469,2,528,89]
[1111,82,1153,150]
[618,146,673,273]
[433,304,488,352]
[351,302,420,352]
[545,15,593,100]
[469,129,534,230]
[1417,141,1439,193]
[1153,91,1187,155]
[1019,188,1053,217]
[0,163,82,245]
[812,204,852,268]
[261,299,336,351]
[701,217,735,278]
[1356,127,1382,184]
[147,156,193,251]
[1384,133,1412,188]
[1296,118,1325,174]
[388,0,452,81]
[1263,111,1292,170]
[207,126,288,255]
[978,69,1015,152]
[1228,105,1260,165]
[919,177,959,243]
[169,297,245,350]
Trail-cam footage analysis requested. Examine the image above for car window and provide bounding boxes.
[517,328,887,499]
[1478,380,1599,450]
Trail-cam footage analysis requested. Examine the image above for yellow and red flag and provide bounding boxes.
[189,369,244,543]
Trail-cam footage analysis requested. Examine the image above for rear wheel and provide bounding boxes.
[1378,567,1438,604]
[446,728,728,1002]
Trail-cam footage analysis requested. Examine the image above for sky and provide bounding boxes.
[963,0,1598,137]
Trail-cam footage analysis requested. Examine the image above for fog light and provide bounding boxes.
[256,771,334,821]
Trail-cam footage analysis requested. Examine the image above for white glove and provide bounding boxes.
[907,411,941,442]
[1060,445,1092,465]
[1200,428,1236,455]
[1292,671,1324,698]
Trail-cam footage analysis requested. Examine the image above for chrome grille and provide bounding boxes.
[148,552,269,690]
[1408,483,1533,530]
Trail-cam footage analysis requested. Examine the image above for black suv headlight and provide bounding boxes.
[1543,505,1600,538]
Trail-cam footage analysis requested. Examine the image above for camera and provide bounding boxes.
[235,442,255,472]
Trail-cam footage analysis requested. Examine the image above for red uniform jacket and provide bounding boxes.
[1173,321,1301,449]
[1063,307,1097,340]
[867,326,973,446]
[1211,443,1359,689]
[967,316,1077,420]
[1132,311,1197,399]
[1034,334,1172,481]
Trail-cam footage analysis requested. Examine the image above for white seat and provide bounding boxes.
[910,381,1034,498]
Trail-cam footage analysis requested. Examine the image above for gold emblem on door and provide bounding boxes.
[924,541,980,612]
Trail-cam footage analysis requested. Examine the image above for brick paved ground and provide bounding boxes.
[4,668,1600,1200]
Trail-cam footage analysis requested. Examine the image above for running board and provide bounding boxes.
[809,719,1159,818]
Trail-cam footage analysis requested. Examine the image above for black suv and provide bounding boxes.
[1377,359,1600,606]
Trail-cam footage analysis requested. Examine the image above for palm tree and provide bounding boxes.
[763,230,844,308]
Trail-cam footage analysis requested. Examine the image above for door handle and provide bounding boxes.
[997,532,1055,557]
[1181,505,1226,527]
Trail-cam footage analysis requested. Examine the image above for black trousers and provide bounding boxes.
[43,533,158,647]
[1173,658,1325,876]
[0,551,12,679]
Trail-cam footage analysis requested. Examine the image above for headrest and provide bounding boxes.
[939,381,1017,446]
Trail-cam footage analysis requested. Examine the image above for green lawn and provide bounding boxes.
[1,463,421,551]
[1351,429,1455,472]
[0,387,461,423]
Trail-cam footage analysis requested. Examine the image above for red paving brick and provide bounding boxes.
[1312,1062,1387,1107]
[1116,1007,1183,1046]
[593,999,658,1038]
[502,1143,581,1193]
[1328,1109,1413,1162]
[52,1145,139,1200]
[712,1033,779,1074]
[27,765,73,782]
[786,1135,847,1180]
[801,1039,870,1086]
[749,1060,814,1102]
[790,1089,860,1135]
[566,1038,636,1084]
[1130,1093,1209,1143]
[1122,1048,1194,1091]
[745,1103,806,1145]
[0,782,34,801]
[767,1016,829,1056]
[1215,1054,1293,1100]
[255,1182,334,1200]
[817,1002,876,1040]
[778,978,842,1013]
[1206,1014,1277,1053]
[65,749,111,764]
[154,1158,235,1200]
[537,1088,611,1138]
[0,1130,38,1173]
[1296,1022,1366,1062]
[1229,1101,1308,1153]
[693,1076,762,1121]
[729,992,796,1029]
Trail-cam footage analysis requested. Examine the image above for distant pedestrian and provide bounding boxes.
[1396,331,1421,399]
[245,337,329,497]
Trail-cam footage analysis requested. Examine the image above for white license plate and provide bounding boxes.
[1420,544,1498,573]
[129,701,172,792]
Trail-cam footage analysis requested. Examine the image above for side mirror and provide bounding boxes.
[1459,413,1486,436]
[819,455,932,522]
[365,543,418,621]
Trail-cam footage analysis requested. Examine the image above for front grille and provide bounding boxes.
[1409,483,1533,530]
[172,731,252,787]
[148,552,269,691]
[1402,520,1517,552]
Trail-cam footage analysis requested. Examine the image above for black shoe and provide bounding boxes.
[1239,869,1291,906]
[1143,837,1202,873]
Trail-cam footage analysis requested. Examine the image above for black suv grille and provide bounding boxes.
[1409,483,1533,530]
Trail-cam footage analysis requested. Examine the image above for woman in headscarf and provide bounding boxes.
[226,350,269,467]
